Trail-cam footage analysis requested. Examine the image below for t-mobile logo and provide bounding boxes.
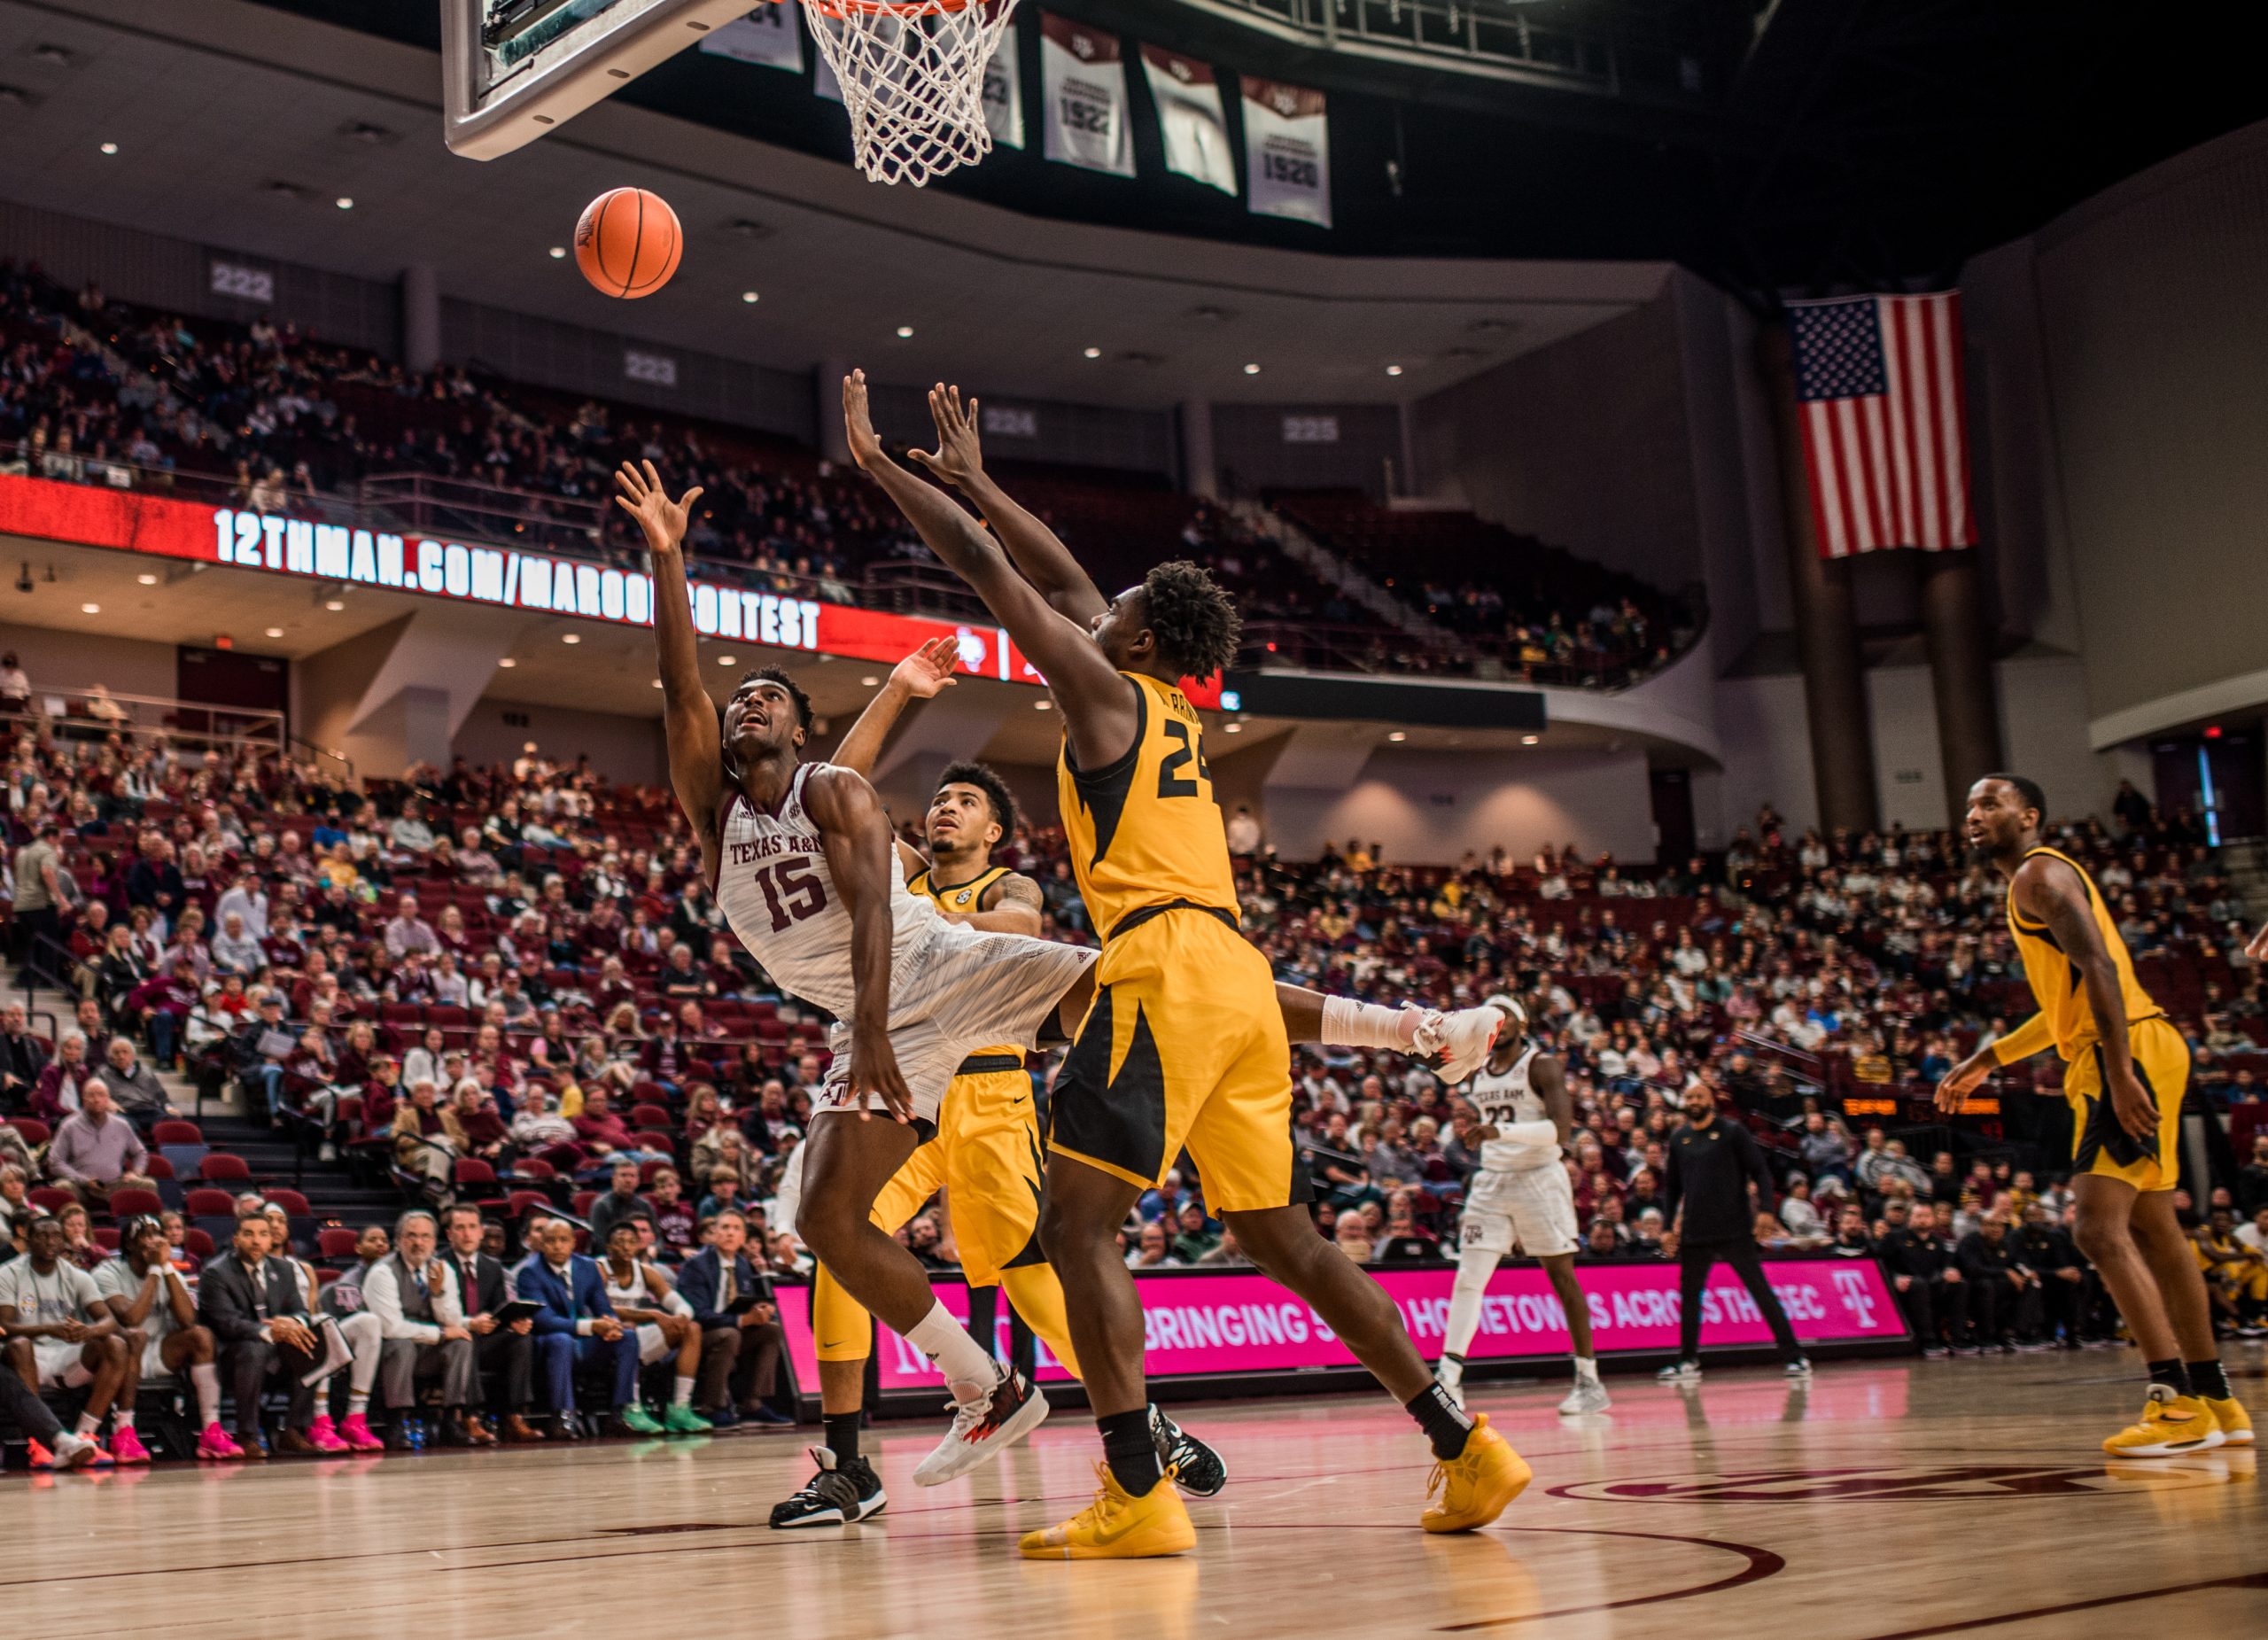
[1830,1268,1878,1330]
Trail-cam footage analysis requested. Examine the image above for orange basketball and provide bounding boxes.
[574,187,681,299]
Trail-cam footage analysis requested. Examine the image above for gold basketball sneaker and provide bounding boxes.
[2102,1387,2225,1457]
[1020,1464,1197,1560]
[2203,1395,2254,1445]
[1422,1413,1532,1533]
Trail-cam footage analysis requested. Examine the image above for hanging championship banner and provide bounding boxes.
[699,5,804,72]
[1039,14,1133,177]
[982,25,1024,150]
[1242,77,1331,228]
[1140,46,1235,195]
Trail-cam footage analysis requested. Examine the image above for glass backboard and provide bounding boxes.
[442,0,760,159]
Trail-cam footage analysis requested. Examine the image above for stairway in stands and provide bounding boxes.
[4,962,401,1232]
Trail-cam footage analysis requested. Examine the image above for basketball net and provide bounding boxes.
[804,0,1018,188]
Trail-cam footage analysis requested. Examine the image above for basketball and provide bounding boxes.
[574,187,681,299]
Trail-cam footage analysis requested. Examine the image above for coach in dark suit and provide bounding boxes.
[512,1216,643,1436]
[440,1205,541,1440]
[675,1207,785,1424]
[197,1214,322,1455]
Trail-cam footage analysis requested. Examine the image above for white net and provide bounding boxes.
[804,0,1018,187]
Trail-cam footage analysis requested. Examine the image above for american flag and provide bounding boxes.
[1788,291,1976,557]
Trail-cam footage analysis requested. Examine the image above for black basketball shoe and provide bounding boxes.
[1151,1403,1228,1497]
[769,1446,887,1528]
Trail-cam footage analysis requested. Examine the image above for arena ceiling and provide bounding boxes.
[0,0,1663,410]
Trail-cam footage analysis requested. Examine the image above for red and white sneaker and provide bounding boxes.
[307,1415,353,1453]
[26,1436,101,1471]
[197,1423,247,1461]
[110,1426,153,1465]
[911,1368,1050,1487]
[1413,1006,1503,1086]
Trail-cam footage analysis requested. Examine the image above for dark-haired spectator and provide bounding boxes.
[515,1216,654,1438]
[197,1214,327,1457]
[0,1002,49,1110]
[439,1203,541,1442]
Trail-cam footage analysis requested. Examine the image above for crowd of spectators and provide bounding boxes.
[1,260,1696,686]
[3,691,2264,1461]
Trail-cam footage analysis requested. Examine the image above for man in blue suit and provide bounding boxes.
[675,1207,788,1426]
[514,1217,659,1437]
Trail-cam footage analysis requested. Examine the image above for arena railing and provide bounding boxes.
[8,686,287,758]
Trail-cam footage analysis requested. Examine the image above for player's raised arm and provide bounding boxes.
[843,370,1138,772]
[833,638,958,779]
[616,462,723,870]
[905,382,1107,626]
[797,764,914,1123]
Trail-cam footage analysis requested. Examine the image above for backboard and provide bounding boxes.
[442,0,759,159]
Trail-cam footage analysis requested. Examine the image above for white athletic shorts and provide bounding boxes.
[31,1340,95,1389]
[633,1323,671,1366]
[139,1332,175,1380]
[1460,1165,1580,1259]
[819,920,1097,1132]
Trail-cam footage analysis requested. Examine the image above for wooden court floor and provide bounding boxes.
[9,1349,2266,1640]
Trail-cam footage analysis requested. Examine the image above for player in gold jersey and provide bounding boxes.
[772,639,1226,1527]
[1938,775,2249,1455]
[845,374,1526,1560]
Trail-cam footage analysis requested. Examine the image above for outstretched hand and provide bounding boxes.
[614,461,703,556]
[891,635,961,700]
[905,383,985,489]
[842,369,885,471]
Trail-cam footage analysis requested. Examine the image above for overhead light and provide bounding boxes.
[497,657,517,668]
[1521,734,1540,745]
[895,325,914,339]
[741,291,759,303]
[1188,305,1233,323]
[136,572,158,585]
[81,602,100,614]
[264,626,284,638]
[561,633,580,644]
[860,674,880,687]
[1224,722,1243,734]
[1386,365,1404,377]
[335,196,354,210]
[1386,731,1407,742]
[98,142,118,156]
[1035,699,1052,711]
[1242,363,1261,376]
[651,679,664,688]
[1083,346,1101,359]
[548,245,567,260]
[717,654,737,665]
[340,120,400,146]
[324,598,346,610]
[724,217,775,241]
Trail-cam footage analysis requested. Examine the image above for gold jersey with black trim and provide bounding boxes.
[1051,671,1306,1213]
[2004,844,2186,1191]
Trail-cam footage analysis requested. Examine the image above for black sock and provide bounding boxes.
[2187,1359,2231,1401]
[1099,1407,1162,1497]
[824,1411,862,1465]
[1405,1381,1476,1459]
[2146,1358,2191,1397]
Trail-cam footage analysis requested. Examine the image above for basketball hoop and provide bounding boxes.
[803,0,1017,187]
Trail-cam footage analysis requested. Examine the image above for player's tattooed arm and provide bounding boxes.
[952,871,1044,937]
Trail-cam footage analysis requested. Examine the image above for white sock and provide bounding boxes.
[75,1412,101,1436]
[347,1393,370,1418]
[1574,1356,1598,1382]
[1444,1243,1496,1367]
[191,1362,223,1426]
[1320,996,1423,1052]
[113,1410,136,1431]
[1436,1354,1464,1390]
[906,1299,1000,1402]
[672,1374,695,1408]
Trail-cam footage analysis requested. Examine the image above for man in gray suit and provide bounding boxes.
[365,1209,490,1448]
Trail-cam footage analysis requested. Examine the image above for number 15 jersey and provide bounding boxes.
[712,762,939,1020]
[1057,672,1239,944]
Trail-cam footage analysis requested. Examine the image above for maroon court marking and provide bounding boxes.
[1550,1461,2232,1503]
[1847,1571,2268,1639]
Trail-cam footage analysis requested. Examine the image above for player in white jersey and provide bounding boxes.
[1436,995,1607,1415]
[618,458,1514,1518]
